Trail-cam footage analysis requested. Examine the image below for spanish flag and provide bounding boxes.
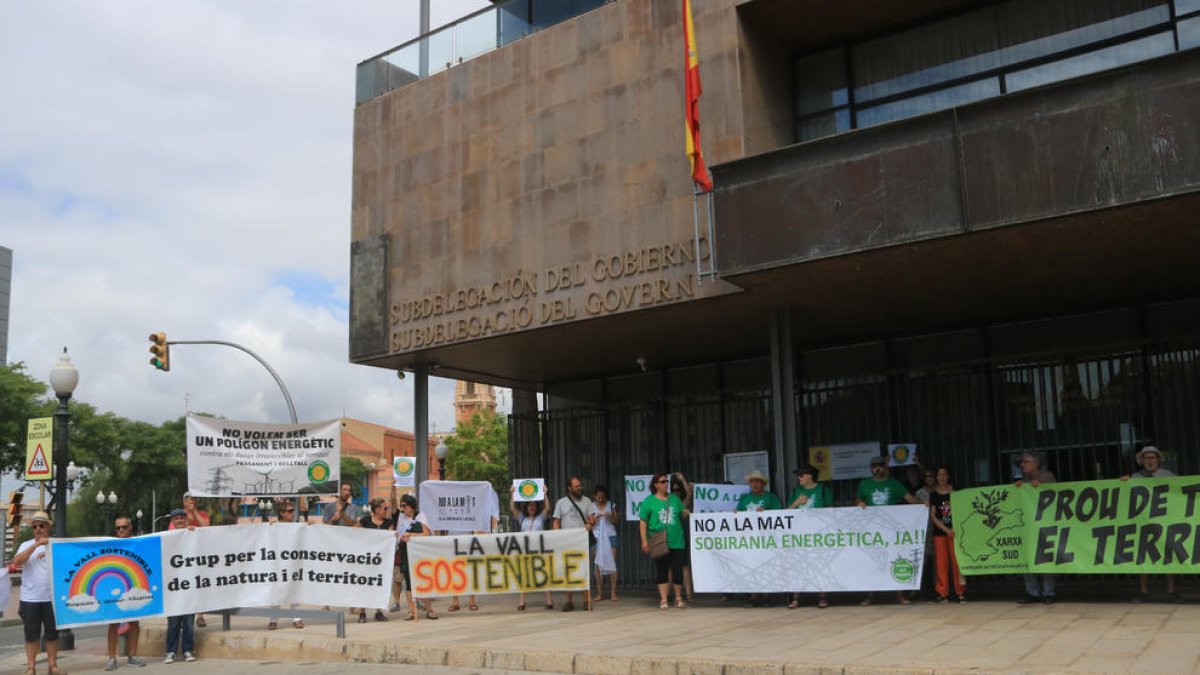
[683,0,712,192]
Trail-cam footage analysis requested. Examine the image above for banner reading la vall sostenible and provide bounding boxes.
[690,505,929,593]
[50,523,393,628]
[951,476,1200,575]
[406,528,589,597]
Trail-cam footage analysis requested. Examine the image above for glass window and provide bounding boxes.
[1177,0,1200,16]
[1181,16,1200,47]
[532,0,605,30]
[797,109,851,142]
[852,0,1169,104]
[1007,31,1175,91]
[795,48,849,115]
[857,78,1000,128]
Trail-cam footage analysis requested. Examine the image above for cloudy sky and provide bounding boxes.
[0,1,498,433]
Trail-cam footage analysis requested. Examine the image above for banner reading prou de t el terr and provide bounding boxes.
[952,476,1200,574]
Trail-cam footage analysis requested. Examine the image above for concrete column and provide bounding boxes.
[414,363,429,496]
[769,308,798,498]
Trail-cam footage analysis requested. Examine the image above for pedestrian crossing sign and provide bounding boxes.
[25,417,53,481]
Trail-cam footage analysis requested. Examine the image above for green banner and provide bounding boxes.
[951,476,1200,574]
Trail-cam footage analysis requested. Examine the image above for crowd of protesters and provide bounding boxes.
[10,444,1182,671]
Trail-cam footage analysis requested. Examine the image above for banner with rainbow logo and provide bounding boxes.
[50,536,163,628]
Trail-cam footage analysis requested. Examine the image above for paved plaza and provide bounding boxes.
[5,589,1200,674]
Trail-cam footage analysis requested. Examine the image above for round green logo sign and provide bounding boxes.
[518,480,539,499]
[890,557,916,583]
[394,457,414,477]
[307,460,330,484]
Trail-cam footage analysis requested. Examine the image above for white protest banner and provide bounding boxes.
[690,505,928,593]
[420,480,497,531]
[809,441,880,481]
[624,475,654,521]
[50,523,393,626]
[407,529,589,597]
[186,416,340,497]
[692,483,750,513]
[512,478,546,502]
[393,456,416,487]
[888,443,917,467]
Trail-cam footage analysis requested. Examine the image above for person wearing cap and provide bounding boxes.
[106,515,147,670]
[170,494,210,629]
[1121,446,1180,602]
[736,470,782,512]
[13,511,66,675]
[787,466,832,609]
[164,509,198,663]
[1015,452,1056,605]
[856,456,920,606]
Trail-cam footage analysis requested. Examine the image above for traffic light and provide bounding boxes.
[7,491,23,527]
[148,332,170,371]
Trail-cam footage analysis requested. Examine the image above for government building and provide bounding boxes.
[350,0,1200,586]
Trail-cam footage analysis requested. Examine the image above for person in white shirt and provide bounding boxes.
[552,476,595,612]
[13,511,64,675]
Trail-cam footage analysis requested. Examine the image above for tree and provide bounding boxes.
[445,409,509,496]
[340,456,370,498]
[0,362,49,473]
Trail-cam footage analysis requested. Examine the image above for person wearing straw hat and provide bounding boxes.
[736,470,781,513]
[13,511,66,675]
[737,470,781,607]
[1121,446,1181,602]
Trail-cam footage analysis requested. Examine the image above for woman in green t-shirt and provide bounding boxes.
[786,465,831,609]
[639,471,689,610]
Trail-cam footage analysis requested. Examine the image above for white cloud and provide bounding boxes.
[0,1,498,432]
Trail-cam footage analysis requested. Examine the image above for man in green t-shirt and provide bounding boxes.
[736,470,782,512]
[856,456,920,606]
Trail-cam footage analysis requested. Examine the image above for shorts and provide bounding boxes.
[19,601,58,643]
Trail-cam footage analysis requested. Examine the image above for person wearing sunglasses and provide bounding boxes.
[267,500,305,631]
[105,516,147,670]
[13,511,66,675]
[639,473,690,610]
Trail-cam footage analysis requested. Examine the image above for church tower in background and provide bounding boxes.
[454,381,496,426]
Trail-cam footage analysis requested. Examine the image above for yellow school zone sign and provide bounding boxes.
[25,417,53,481]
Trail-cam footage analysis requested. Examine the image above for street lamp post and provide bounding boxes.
[257,498,274,522]
[136,509,144,535]
[435,440,449,480]
[49,348,79,539]
[47,347,79,652]
[96,491,118,533]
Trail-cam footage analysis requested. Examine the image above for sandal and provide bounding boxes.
[517,603,526,611]
[196,615,207,628]
[676,600,687,609]
[817,598,829,609]
[403,613,415,621]
[468,602,479,611]
[447,604,461,612]
[659,601,668,610]
[898,595,911,606]
[425,610,438,620]
[787,599,799,609]
[292,619,305,629]
[267,621,278,630]
[686,595,695,604]
[544,603,554,610]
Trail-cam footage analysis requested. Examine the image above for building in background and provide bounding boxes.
[350,0,1200,587]
[454,380,496,426]
[0,246,11,364]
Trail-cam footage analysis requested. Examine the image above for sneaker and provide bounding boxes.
[105,657,119,671]
[1042,596,1055,605]
[164,653,175,664]
[1016,595,1041,605]
[128,655,147,667]
[929,595,947,604]
[184,651,196,662]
